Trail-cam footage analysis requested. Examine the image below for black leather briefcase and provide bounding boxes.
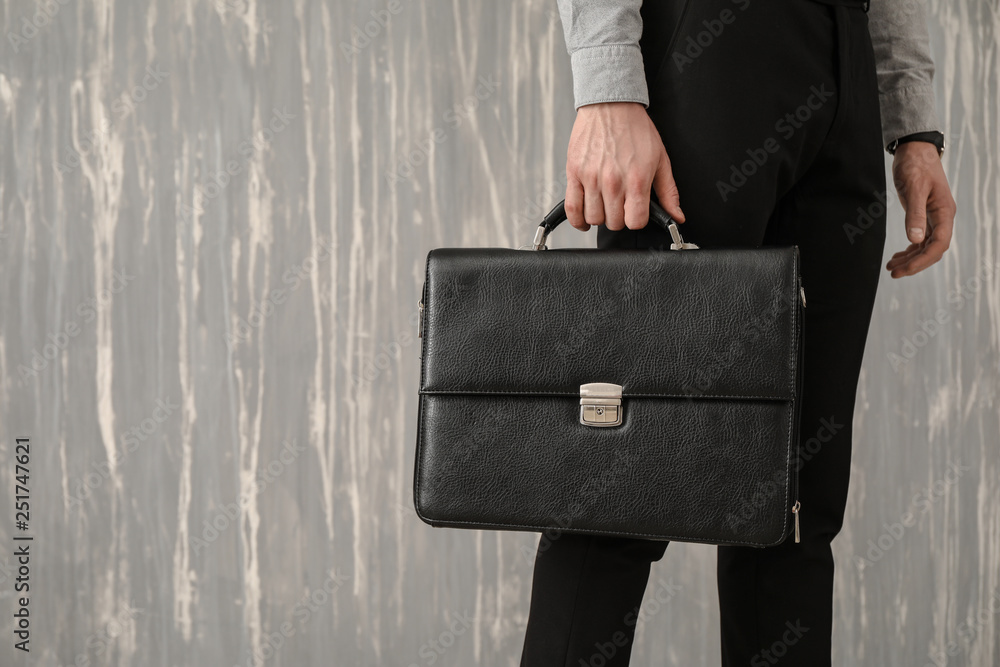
[413,201,805,547]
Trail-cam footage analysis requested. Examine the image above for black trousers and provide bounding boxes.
[521,2,886,666]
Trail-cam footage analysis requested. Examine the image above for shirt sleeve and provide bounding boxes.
[867,0,942,147]
[556,0,649,109]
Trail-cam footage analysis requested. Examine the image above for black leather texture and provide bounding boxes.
[414,236,804,547]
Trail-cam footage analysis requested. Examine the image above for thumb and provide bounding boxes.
[903,187,929,243]
[652,152,684,223]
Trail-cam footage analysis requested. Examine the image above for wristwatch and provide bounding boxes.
[886,131,946,157]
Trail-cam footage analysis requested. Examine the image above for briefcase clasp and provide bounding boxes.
[580,383,623,427]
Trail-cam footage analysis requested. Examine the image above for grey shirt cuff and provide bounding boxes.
[570,44,649,109]
[879,85,942,147]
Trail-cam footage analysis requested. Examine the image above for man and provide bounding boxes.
[520,1,956,665]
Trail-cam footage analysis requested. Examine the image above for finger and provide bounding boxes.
[926,191,956,250]
[602,171,626,231]
[652,152,684,223]
[890,248,941,278]
[625,192,649,234]
[886,237,932,268]
[887,225,944,277]
[565,178,589,232]
[584,185,606,227]
[886,251,922,274]
[623,159,654,229]
[901,184,931,244]
[885,242,924,270]
[890,234,949,278]
[889,188,956,277]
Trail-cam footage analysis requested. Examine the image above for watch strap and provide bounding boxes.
[887,131,945,156]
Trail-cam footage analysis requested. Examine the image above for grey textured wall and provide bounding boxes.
[0,0,996,665]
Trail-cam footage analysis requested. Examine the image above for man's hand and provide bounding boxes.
[885,141,956,278]
[565,102,684,232]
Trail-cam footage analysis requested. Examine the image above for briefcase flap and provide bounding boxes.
[419,246,801,400]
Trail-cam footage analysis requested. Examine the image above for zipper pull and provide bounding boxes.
[792,501,801,543]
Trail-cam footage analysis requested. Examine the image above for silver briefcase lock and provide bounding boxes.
[580,383,623,427]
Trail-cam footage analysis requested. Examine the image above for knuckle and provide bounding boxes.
[565,158,584,179]
[603,172,624,195]
[625,172,648,194]
[580,171,600,189]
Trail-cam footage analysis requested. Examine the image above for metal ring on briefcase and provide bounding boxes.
[525,199,699,251]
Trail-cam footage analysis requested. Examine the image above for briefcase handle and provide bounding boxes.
[527,199,698,251]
